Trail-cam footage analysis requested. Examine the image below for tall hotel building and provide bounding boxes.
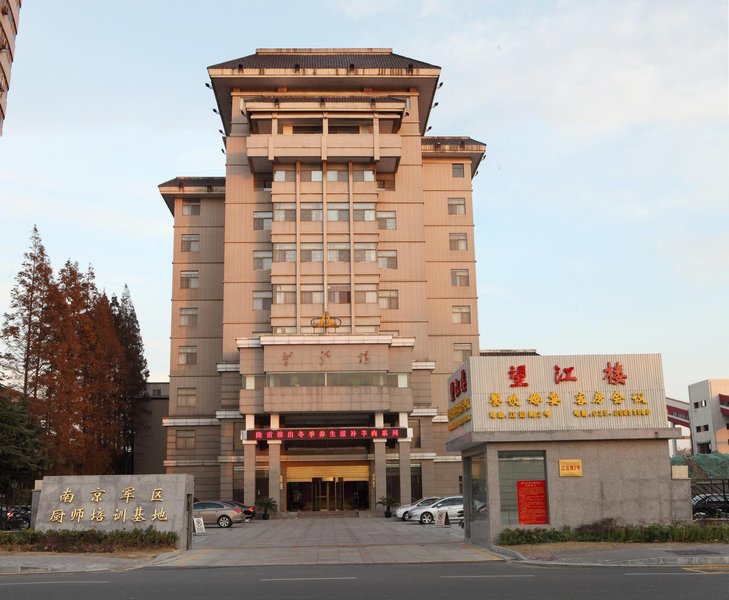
[0,0,21,135]
[159,49,485,511]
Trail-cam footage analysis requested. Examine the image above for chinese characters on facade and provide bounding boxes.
[49,486,168,525]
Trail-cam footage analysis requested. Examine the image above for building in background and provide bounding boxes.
[158,48,485,511]
[0,0,21,135]
[666,396,691,455]
[133,382,168,474]
[689,379,729,454]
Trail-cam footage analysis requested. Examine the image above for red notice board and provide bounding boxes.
[516,480,548,525]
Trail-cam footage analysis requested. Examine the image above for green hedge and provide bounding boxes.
[497,518,729,545]
[0,526,177,552]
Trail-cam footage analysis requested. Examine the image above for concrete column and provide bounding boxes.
[398,412,411,504]
[268,441,282,509]
[219,462,234,500]
[243,413,256,505]
[374,439,387,510]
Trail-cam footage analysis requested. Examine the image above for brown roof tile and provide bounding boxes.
[209,51,438,71]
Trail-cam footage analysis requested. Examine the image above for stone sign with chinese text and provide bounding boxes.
[448,354,668,441]
[36,474,194,549]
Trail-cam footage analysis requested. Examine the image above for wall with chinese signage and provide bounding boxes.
[449,354,668,440]
[35,475,193,549]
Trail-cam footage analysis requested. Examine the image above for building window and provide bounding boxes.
[300,286,324,305]
[378,250,398,269]
[696,424,710,432]
[176,387,197,407]
[273,285,296,305]
[451,269,469,287]
[448,198,466,215]
[352,168,375,182]
[452,163,465,178]
[181,233,200,252]
[253,250,272,270]
[180,270,199,289]
[328,285,351,304]
[273,243,296,262]
[176,430,196,449]
[353,203,376,221]
[253,291,272,311]
[179,307,198,327]
[452,305,471,324]
[253,211,272,231]
[355,284,378,304]
[300,165,323,182]
[300,203,323,221]
[326,166,349,182]
[453,343,472,362]
[273,203,296,222]
[379,290,399,309]
[354,242,376,262]
[498,450,547,526]
[327,203,349,222]
[328,243,350,262]
[178,346,197,365]
[377,211,397,230]
[300,243,323,263]
[449,233,468,251]
[182,199,200,216]
[376,175,396,191]
[273,167,296,182]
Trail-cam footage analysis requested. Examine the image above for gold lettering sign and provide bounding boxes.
[559,459,583,477]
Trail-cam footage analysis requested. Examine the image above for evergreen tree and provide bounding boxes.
[0,226,54,400]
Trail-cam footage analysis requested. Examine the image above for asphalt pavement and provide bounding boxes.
[2,516,729,574]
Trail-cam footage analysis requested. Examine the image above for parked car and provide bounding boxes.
[192,501,245,528]
[692,494,729,518]
[394,497,441,521]
[408,496,464,525]
[0,505,30,530]
[222,500,255,520]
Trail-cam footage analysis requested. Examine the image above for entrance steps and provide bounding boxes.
[296,510,360,518]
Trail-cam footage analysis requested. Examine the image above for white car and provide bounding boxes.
[394,497,441,521]
[408,496,464,524]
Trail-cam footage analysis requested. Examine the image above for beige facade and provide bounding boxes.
[159,49,485,512]
[0,0,21,135]
[689,379,729,454]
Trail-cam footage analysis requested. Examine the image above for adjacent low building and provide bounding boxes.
[447,353,690,546]
[689,379,729,454]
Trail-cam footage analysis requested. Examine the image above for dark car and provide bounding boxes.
[692,494,729,518]
[222,500,255,520]
[1,505,30,530]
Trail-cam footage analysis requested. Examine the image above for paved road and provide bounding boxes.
[1,562,728,600]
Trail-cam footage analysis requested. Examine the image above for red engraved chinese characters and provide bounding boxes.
[603,361,627,385]
[554,365,577,384]
[508,365,529,387]
[282,352,293,366]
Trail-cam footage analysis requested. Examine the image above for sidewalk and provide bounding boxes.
[3,518,729,573]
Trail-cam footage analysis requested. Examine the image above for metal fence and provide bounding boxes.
[691,480,729,519]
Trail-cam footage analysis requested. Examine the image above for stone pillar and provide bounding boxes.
[374,440,387,510]
[398,412,411,504]
[268,441,282,508]
[243,413,256,505]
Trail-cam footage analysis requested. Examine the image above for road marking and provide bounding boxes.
[624,573,699,576]
[0,581,110,586]
[440,575,535,579]
[262,577,358,582]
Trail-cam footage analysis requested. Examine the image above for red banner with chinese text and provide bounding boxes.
[243,428,407,441]
[517,480,548,525]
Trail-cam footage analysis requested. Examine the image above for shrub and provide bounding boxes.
[0,527,177,552]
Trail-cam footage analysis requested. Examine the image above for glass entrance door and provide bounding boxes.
[312,477,344,511]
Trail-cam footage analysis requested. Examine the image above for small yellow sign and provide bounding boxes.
[559,459,583,477]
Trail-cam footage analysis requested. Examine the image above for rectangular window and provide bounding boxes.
[273,203,296,222]
[300,203,323,222]
[449,233,468,251]
[178,346,197,365]
[300,285,324,305]
[253,211,272,231]
[273,285,296,305]
[300,243,323,263]
[328,243,350,262]
[353,203,376,221]
[448,198,466,215]
[327,203,349,222]
[377,211,397,230]
[326,167,349,182]
[452,305,471,324]
[379,290,399,309]
[354,242,377,262]
[176,387,197,407]
[273,168,296,182]
[498,450,547,526]
[300,165,323,182]
[452,163,465,178]
[352,168,375,182]
[468,455,487,522]
[376,175,396,191]
[253,291,272,311]
[328,285,351,304]
[176,430,196,449]
[181,233,200,252]
[451,269,469,287]
[273,243,296,262]
[180,270,199,289]
[253,250,272,270]
[454,343,472,363]
[179,307,198,327]
[378,250,398,269]
[354,284,378,304]
[182,200,200,216]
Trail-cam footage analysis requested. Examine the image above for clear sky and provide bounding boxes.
[0,0,727,402]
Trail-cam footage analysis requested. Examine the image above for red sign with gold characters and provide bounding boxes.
[243,428,407,441]
[517,480,548,525]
